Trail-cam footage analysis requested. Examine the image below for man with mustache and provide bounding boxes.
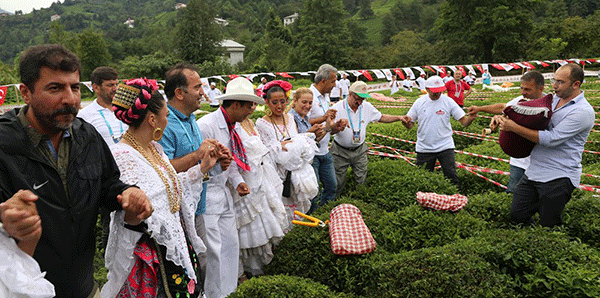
[0,44,153,297]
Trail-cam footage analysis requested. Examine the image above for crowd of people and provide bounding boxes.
[0,44,594,297]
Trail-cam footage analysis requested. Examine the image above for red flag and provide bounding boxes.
[228,74,239,80]
[491,64,504,70]
[522,62,535,69]
[276,72,295,79]
[457,65,467,76]
[438,66,447,78]
[393,68,405,80]
[474,64,484,74]
[508,63,521,69]
[540,61,550,67]
[359,70,373,81]
[424,65,436,74]
[0,86,7,106]
[588,59,597,63]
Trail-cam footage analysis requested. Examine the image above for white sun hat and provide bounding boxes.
[216,77,265,104]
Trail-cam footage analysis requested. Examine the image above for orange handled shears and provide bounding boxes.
[291,210,329,227]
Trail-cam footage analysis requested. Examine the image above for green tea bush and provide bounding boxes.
[227,275,348,298]
[457,170,507,195]
[463,191,512,225]
[344,159,458,211]
[373,204,489,253]
[564,196,600,248]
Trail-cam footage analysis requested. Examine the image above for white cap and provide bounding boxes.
[216,77,264,104]
[425,76,446,93]
[210,82,216,86]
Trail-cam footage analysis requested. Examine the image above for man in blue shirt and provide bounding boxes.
[159,63,230,292]
[497,63,594,227]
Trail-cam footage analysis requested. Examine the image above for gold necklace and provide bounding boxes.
[123,131,181,213]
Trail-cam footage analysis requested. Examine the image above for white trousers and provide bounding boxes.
[203,211,239,298]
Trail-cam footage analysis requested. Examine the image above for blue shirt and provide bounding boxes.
[526,92,594,187]
[289,109,311,133]
[159,104,207,214]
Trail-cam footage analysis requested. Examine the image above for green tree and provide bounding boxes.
[244,9,293,72]
[175,0,224,64]
[118,51,181,79]
[294,0,351,70]
[433,0,534,63]
[372,30,437,68]
[76,28,112,79]
[357,0,375,19]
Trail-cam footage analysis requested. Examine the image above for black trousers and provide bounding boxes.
[511,175,575,227]
[416,149,460,187]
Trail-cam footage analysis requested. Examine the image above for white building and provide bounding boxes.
[283,13,299,26]
[214,17,229,26]
[50,14,61,22]
[175,3,187,10]
[220,39,245,66]
[124,18,135,28]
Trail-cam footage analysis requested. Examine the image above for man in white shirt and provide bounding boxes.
[340,73,351,100]
[257,76,267,95]
[77,66,126,145]
[208,82,223,108]
[464,72,476,85]
[467,70,546,193]
[330,78,342,102]
[308,64,347,213]
[402,77,414,92]
[443,73,454,84]
[400,76,476,187]
[331,81,403,196]
[197,77,257,298]
[416,73,426,91]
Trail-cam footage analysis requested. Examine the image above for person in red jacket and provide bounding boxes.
[445,70,472,107]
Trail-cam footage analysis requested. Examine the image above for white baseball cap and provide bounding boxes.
[425,76,446,93]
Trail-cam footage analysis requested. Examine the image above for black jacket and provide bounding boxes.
[0,108,130,297]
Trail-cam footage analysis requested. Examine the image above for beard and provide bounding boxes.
[29,103,79,133]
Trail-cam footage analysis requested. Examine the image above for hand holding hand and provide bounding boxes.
[119,187,153,225]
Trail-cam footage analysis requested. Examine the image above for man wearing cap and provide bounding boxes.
[208,82,223,108]
[416,73,426,92]
[445,70,472,107]
[399,76,476,187]
[331,81,404,196]
[197,77,258,298]
[496,63,594,227]
[159,63,230,296]
[257,76,267,95]
[467,70,546,193]
[464,71,476,86]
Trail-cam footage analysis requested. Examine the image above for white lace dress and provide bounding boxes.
[255,116,317,225]
[0,232,55,298]
[234,125,288,275]
[100,142,206,298]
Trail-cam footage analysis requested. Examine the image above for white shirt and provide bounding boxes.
[402,79,413,91]
[197,110,245,214]
[464,75,476,85]
[505,96,531,170]
[340,78,351,95]
[308,84,332,156]
[416,77,426,90]
[330,80,341,98]
[390,80,400,95]
[332,99,382,148]
[407,94,465,153]
[443,76,453,84]
[77,99,128,146]
[207,88,222,106]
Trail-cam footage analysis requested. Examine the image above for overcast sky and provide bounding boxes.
[0,0,58,14]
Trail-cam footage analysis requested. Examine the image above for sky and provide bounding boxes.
[0,0,59,14]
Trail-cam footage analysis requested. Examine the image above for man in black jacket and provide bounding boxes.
[0,44,153,297]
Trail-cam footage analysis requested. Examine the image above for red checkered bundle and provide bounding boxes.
[416,191,468,211]
[329,204,376,255]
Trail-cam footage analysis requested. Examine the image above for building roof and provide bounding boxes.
[220,39,245,51]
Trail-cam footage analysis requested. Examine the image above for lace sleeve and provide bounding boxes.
[286,114,299,137]
[111,146,141,186]
[255,118,285,157]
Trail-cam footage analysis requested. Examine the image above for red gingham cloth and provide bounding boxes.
[329,204,376,255]
[416,191,468,211]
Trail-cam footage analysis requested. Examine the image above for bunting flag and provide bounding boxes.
[350,70,363,78]
[515,62,527,69]
[437,66,448,78]
[402,67,415,79]
[0,85,7,106]
[424,65,436,74]
[482,64,489,71]
[557,60,569,66]
[201,78,210,94]
[208,75,226,82]
[393,68,405,80]
[491,64,505,71]
[276,72,295,79]
[531,60,550,67]
[82,81,93,92]
[465,65,476,74]
[447,65,457,74]
[245,74,258,81]
[381,69,393,81]
[474,64,484,73]
[338,70,350,77]
[508,63,521,69]
[359,70,373,81]
[588,59,597,63]
[228,74,239,80]
[457,65,467,76]
[413,66,425,75]
[522,62,535,69]
[371,69,386,79]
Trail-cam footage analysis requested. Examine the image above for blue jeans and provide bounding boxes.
[309,153,337,213]
[506,165,525,193]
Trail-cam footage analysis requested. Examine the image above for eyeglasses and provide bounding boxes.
[550,78,573,87]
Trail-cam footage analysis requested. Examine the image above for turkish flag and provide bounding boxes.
[0,86,7,106]
[588,59,597,63]
[438,66,448,78]
[393,68,405,80]
[508,63,521,69]
[276,72,295,79]
[491,64,505,71]
[424,65,436,74]
[228,74,239,80]
[359,70,373,81]
[474,64,484,74]
[457,65,467,76]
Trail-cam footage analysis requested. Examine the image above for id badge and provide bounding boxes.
[454,91,460,97]
[352,130,361,144]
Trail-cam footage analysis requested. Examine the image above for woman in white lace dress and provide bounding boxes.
[235,107,288,276]
[255,81,318,226]
[101,78,223,298]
